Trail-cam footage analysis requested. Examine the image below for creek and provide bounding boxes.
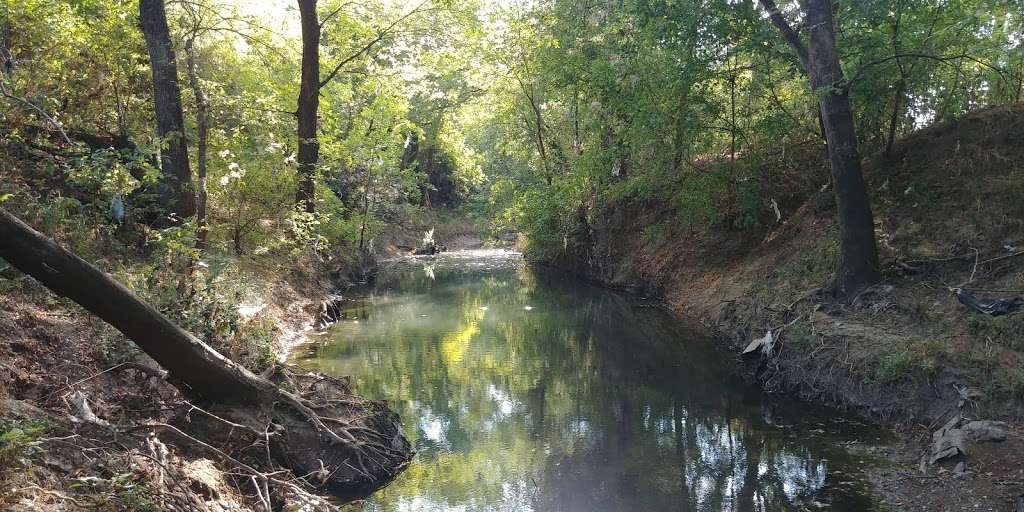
[291,249,883,511]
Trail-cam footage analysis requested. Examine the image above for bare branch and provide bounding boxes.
[0,83,72,145]
[319,1,357,29]
[757,0,810,74]
[318,0,431,89]
[848,52,1011,85]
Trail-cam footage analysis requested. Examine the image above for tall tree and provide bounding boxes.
[295,0,432,214]
[295,0,321,213]
[181,3,211,252]
[140,0,196,220]
[758,0,880,299]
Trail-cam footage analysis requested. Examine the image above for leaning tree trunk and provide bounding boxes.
[0,207,412,496]
[295,0,320,214]
[140,0,196,219]
[0,208,270,402]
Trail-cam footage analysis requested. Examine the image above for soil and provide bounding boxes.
[0,250,407,511]
[539,104,1024,510]
[871,424,1024,512]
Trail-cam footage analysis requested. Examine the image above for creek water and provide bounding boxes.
[292,249,883,511]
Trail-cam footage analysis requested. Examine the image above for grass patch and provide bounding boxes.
[966,314,1024,351]
[786,323,819,348]
[750,234,838,303]
[71,472,160,511]
[871,339,947,383]
[991,368,1024,400]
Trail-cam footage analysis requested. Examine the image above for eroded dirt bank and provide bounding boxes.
[537,104,1024,511]
[0,249,410,511]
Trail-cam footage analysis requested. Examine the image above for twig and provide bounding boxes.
[251,475,272,512]
[960,287,1024,294]
[43,362,130,402]
[181,400,262,437]
[977,250,1024,266]
[11,485,85,506]
[0,83,72,145]
[954,247,981,288]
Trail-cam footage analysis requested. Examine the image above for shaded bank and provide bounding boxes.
[530,105,1024,511]
[0,221,409,511]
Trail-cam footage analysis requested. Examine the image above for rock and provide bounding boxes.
[930,427,966,463]
[962,420,1008,443]
[953,461,966,475]
[0,398,49,420]
[930,416,968,464]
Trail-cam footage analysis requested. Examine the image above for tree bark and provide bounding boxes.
[185,39,209,253]
[760,0,880,300]
[140,0,196,219]
[296,0,320,214]
[0,208,271,403]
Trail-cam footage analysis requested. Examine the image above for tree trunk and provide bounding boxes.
[296,0,320,214]
[804,0,880,299]
[0,208,269,403]
[884,77,906,159]
[140,0,196,219]
[760,0,880,300]
[0,207,413,495]
[185,39,209,253]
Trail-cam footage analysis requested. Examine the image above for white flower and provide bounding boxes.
[228,162,240,170]
[218,149,232,158]
[219,175,230,186]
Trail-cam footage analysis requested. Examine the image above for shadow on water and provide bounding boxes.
[292,250,884,511]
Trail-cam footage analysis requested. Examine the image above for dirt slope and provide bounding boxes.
[541,104,1024,511]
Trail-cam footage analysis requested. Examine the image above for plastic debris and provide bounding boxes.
[742,330,774,356]
[954,288,1024,316]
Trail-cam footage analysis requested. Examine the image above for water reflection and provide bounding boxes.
[295,250,880,511]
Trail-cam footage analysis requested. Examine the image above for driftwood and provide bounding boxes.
[0,207,412,499]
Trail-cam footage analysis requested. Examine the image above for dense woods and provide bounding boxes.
[1,0,1023,509]
[2,0,1019,280]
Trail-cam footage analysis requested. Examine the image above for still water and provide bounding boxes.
[293,250,882,511]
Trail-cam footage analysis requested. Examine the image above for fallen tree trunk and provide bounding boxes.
[0,207,272,403]
[0,207,412,497]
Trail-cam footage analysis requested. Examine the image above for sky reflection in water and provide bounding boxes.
[294,250,882,511]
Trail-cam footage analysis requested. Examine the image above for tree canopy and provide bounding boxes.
[1,0,1021,295]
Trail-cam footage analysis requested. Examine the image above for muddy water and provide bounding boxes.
[292,250,884,511]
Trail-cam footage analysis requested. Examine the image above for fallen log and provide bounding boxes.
[0,207,412,498]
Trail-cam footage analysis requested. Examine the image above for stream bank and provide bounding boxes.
[0,242,411,511]
[533,105,1024,511]
[293,249,888,511]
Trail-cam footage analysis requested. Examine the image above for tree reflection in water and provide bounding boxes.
[296,250,881,511]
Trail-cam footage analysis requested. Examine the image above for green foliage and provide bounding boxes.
[0,419,47,463]
[71,473,160,511]
[994,368,1024,399]
[966,314,1024,351]
[872,339,946,383]
[464,0,1022,254]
